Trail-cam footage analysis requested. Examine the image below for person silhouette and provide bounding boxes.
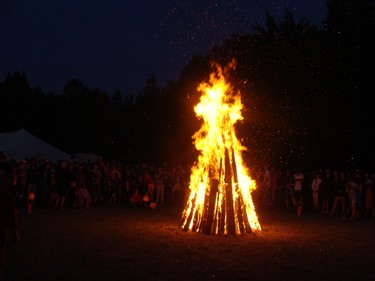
[0,161,20,280]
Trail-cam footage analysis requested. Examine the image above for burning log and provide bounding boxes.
[224,147,236,235]
[231,147,252,234]
[180,61,261,235]
[202,178,219,234]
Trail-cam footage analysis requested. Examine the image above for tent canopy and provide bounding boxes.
[72,153,99,163]
[0,128,71,162]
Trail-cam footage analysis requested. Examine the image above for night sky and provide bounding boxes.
[0,0,327,96]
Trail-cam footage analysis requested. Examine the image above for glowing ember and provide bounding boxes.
[180,61,261,235]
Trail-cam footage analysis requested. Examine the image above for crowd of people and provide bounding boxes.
[1,153,374,222]
[1,151,375,220]
[0,156,191,215]
[255,166,375,220]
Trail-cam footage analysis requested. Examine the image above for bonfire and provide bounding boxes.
[180,61,261,235]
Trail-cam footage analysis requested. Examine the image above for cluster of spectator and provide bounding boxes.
[256,166,375,219]
[0,156,191,215]
[1,152,374,222]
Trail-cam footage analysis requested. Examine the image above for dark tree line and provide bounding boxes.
[1,0,375,170]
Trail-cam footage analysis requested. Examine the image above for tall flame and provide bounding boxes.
[180,61,261,235]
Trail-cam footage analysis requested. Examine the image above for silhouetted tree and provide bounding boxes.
[1,6,374,169]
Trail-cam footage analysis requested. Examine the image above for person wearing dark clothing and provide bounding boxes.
[26,160,40,214]
[330,171,347,216]
[55,161,70,210]
[319,169,333,215]
[0,162,20,280]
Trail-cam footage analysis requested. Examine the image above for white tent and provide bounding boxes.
[72,153,99,163]
[0,128,71,162]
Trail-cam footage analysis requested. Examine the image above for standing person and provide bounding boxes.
[74,165,91,208]
[155,167,165,205]
[38,160,51,207]
[161,166,171,204]
[330,171,347,216]
[363,172,374,219]
[171,173,183,205]
[0,162,20,281]
[16,161,27,210]
[262,166,272,207]
[47,165,57,208]
[311,171,322,212]
[55,160,70,210]
[144,169,155,204]
[345,175,359,219]
[293,168,305,215]
[108,162,122,205]
[26,159,39,214]
[89,163,102,206]
[122,166,132,207]
[270,167,279,208]
[319,169,333,215]
[280,170,294,210]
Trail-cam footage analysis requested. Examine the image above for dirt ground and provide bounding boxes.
[4,203,375,281]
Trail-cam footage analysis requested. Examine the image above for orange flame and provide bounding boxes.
[181,61,261,235]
